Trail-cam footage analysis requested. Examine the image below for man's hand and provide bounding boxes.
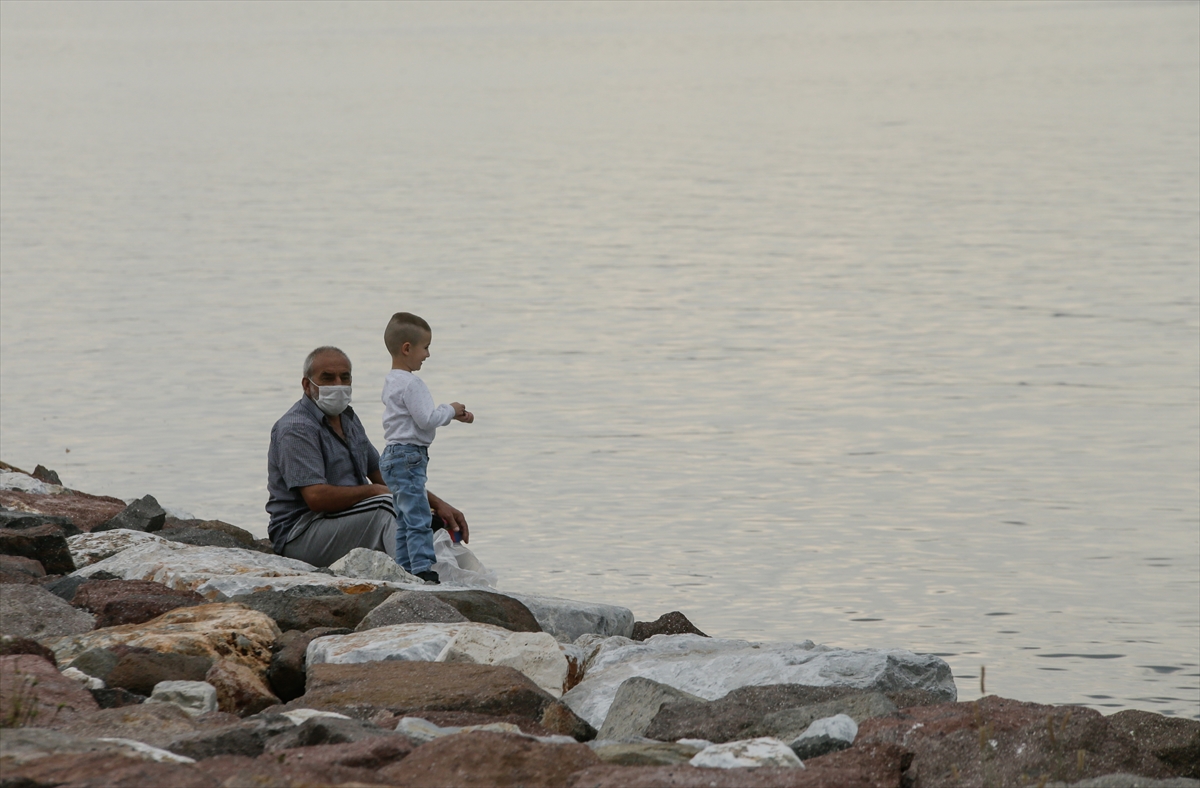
[428,491,469,544]
[300,483,391,513]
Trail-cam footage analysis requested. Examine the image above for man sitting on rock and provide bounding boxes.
[266,346,468,568]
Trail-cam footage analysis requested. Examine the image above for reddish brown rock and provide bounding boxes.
[380,730,600,787]
[55,701,240,747]
[0,751,220,787]
[0,522,76,574]
[0,635,58,666]
[201,754,387,787]
[264,730,416,769]
[1109,708,1200,778]
[631,611,709,641]
[0,488,126,531]
[89,645,214,695]
[1,653,99,727]
[294,661,591,738]
[428,589,543,633]
[71,578,206,627]
[207,657,280,716]
[856,695,1171,787]
[0,553,46,584]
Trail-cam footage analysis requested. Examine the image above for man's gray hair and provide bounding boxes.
[303,346,350,379]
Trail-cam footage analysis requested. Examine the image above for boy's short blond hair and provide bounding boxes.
[385,312,432,356]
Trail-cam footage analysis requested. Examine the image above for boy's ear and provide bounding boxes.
[400,341,411,355]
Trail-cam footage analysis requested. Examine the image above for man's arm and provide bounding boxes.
[300,482,391,513]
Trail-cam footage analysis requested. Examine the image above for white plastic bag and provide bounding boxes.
[431,528,498,588]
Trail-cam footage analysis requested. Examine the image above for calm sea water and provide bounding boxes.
[2,1,1197,718]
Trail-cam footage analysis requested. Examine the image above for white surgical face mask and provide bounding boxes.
[309,381,352,416]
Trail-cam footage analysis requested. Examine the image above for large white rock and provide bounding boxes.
[67,530,172,569]
[438,626,569,698]
[0,472,65,495]
[560,634,957,730]
[194,573,406,600]
[395,716,524,743]
[502,592,634,643]
[330,548,421,585]
[690,737,804,769]
[147,680,218,717]
[307,622,571,698]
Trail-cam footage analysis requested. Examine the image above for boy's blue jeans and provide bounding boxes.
[379,443,437,574]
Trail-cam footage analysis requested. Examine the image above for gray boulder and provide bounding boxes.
[355,591,468,631]
[0,584,95,639]
[587,739,704,766]
[428,589,542,633]
[597,677,707,741]
[148,680,218,716]
[760,691,897,741]
[789,713,858,760]
[0,522,76,574]
[505,592,633,643]
[93,495,166,533]
[263,715,396,750]
[232,584,397,631]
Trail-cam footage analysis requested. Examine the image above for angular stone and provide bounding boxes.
[394,715,523,742]
[70,578,206,628]
[165,724,266,760]
[376,730,600,787]
[40,574,88,602]
[330,546,421,584]
[0,489,124,531]
[263,714,394,750]
[0,508,79,536]
[292,660,563,728]
[505,591,634,643]
[427,588,543,633]
[31,465,62,485]
[589,740,704,766]
[598,676,708,741]
[200,753,381,786]
[90,686,146,709]
[0,584,95,639]
[197,571,399,600]
[0,554,46,584]
[790,714,858,760]
[44,603,281,677]
[149,680,219,716]
[563,634,955,731]
[0,522,76,574]
[691,736,804,768]
[1109,709,1200,779]
[259,734,416,771]
[0,728,198,767]
[156,524,245,550]
[79,646,213,696]
[54,698,239,747]
[632,611,709,641]
[440,625,569,698]
[61,666,104,689]
[266,627,352,703]
[306,622,569,698]
[856,695,1171,787]
[69,540,333,599]
[93,494,167,533]
[232,584,397,631]
[0,635,58,666]
[0,751,217,787]
[0,471,60,494]
[206,658,279,717]
[761,692,897,742]
[355,589,469,630]
[1,654,99,727]
[647,685,884,744]
[386,710,559,738]
[539,698,597,741]
[67,529,172,569]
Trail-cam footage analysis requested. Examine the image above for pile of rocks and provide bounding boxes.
[2,463,1197,787]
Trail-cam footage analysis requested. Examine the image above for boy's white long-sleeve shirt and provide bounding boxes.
[381,370,455,447]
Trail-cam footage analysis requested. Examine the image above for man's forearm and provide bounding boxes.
[300,483,390,513]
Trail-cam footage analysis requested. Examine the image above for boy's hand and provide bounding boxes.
[455,409,474,424]
[451,402,466,418]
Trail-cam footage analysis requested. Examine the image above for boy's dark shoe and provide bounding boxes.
[416,570,440,585]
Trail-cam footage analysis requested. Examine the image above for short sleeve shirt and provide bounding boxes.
[266,397,381,551]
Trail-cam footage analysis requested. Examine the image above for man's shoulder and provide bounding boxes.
[272,399,321,438]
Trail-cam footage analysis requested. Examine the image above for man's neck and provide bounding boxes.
[326,412,345,438]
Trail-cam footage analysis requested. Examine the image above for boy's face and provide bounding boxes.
[403,330,432,371]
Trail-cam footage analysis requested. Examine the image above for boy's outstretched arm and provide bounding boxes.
[428,489,469,544]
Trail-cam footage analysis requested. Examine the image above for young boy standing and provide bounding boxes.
[380,312,473,583]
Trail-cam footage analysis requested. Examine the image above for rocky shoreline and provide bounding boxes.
[1,461,1197,788]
